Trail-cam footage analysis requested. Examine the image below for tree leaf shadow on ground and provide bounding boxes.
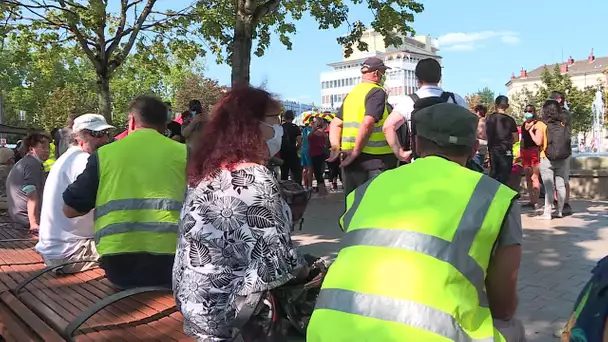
[517,200,607,341]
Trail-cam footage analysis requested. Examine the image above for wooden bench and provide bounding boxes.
[0,230,193,342]
[0,259,195,341]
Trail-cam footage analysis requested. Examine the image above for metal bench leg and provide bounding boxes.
[11,258,100,294]
[63,286,172,341]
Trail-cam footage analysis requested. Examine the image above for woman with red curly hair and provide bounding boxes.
[173,86,309,340]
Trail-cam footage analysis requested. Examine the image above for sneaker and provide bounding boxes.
[521,203,536,209]
[537,212,552,220]
[562,203,573,216]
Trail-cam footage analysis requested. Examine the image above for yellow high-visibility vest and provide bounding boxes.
[94,129,186,256]
[307,156,517,342]
[43,143,56,173]
[341,82,391,155]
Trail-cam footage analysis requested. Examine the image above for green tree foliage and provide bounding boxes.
[5,0,198,124]
[191,0,424,85]
[510,65,595,133]
[173,74,228,116]
[465,87,496,113]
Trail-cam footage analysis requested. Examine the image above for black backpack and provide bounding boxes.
[545,119,571,161]
[407,92,456,158]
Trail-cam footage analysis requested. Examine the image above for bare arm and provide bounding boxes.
[296,135,302,150]
[26,189,40,229]
[329,118,343,150]
[486,244,521,320]
[530,124,544,146]
[486,204,522,320]
[383,111,407,156]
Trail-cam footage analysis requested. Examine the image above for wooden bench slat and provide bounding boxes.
[0,292,63,342]
[19,293,70,332]
[0,300,40,342]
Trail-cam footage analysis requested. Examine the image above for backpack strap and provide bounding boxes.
[440,92,456,103]
[409,94,420,103]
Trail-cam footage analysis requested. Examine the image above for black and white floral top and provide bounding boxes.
[173,165,306,341]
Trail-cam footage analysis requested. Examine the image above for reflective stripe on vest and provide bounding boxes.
[328,174,503,340]
[94,129,186,256]
[315,289,493,342]
[93,198,182,244]
[341,82,391,154]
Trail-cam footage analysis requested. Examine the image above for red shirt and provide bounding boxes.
[307,129,326,157]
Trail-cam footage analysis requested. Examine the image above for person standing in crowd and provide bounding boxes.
[486,96,519,185]
[308,117,329,196]
[279,110,303,184]
[549,91,573,216]
[474,104,489,166]
[325,119,341,191]
[536,99,571,220]
[54,112,78,158]
[6,132,51,232]
[174,86,308,341]
[0,148,15,197]
[63,95,186,289]
[165,101,183,142]
[36,114,114,274]
[301,120,313,189]
[308,103,524,341]
[328,57,395,195]
[383,58,467,164]
[520,105,544,209]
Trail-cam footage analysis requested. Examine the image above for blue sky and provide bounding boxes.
[176,0,607,104]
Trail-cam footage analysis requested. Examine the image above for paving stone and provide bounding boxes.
[293,195,608,340]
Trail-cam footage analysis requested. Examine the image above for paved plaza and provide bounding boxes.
[293,193,608,342]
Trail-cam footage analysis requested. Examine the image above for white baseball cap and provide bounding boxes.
[73,114,115,133]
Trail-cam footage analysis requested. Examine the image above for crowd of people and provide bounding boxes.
[0,54,581,341]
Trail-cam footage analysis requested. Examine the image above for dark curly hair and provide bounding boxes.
[187,86,279,186]
[22,132,51,154]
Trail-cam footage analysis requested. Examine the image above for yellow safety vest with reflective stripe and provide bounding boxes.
[94,129,187,256]
[43,143,56,172]
[513,141,522,167]
[307,156,517,342]
[341,82,391,155]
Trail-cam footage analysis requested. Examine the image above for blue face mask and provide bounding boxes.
[524,113,534,120]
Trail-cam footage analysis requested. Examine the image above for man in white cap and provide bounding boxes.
[36,114,114,274]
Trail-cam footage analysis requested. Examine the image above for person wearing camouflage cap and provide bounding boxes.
[308,103,525,341]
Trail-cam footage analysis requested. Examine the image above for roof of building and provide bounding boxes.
[508,54,608,86]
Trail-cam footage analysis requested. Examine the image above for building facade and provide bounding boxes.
[506,50,607,99]
[506,50,608,152]
[319,30,441,111]
[280,100,315,117]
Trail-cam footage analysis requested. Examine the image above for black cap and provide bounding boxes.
[361,57,391,72]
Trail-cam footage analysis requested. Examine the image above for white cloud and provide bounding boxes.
[438,31,520,51]
[501,35,521,44]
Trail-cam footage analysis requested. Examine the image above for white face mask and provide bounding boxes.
[261,122,283,157]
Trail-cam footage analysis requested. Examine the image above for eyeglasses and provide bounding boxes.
[85,130,111,138]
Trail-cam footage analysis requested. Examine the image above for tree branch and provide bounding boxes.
[252,0,281,24]
[108,0,156,74]
[104,0,128,59]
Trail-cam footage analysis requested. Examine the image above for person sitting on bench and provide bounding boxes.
[36,114,114,274]
[63,96,186,289]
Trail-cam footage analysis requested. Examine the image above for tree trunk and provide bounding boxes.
[231,16,253,87]
[97,74,113,125]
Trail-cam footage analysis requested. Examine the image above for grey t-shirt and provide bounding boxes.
[6,155,45,226]
[495,202,523,247]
